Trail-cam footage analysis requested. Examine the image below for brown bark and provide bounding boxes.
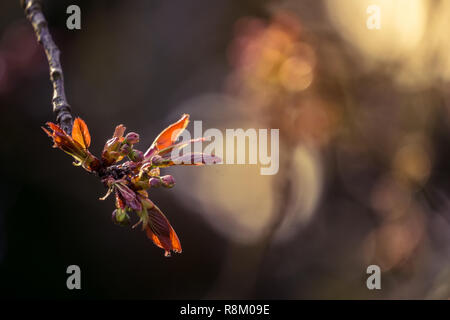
[21,0,73,134]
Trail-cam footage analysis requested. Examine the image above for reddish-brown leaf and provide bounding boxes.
[112,124,126,139]
[145,204,182,256]
[148,114,190,153]
[157,137,208,157]
[71,118,91,149]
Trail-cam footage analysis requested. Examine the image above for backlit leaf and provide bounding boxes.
[71,118,91,149]
[145,204,182,256]
[144,114,190,157]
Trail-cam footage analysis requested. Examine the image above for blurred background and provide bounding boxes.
[0,0,449,299]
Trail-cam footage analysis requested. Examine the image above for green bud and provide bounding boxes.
[112,208,131,226]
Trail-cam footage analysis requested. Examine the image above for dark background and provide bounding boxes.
[0,0,449,299]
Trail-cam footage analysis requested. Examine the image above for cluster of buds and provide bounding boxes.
[101,126,143,166]
[43,114,221,257]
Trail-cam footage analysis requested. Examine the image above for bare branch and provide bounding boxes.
[21,0,73,134]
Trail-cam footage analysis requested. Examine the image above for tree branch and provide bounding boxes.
[21,0,73,134]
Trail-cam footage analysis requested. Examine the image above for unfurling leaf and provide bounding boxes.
[145,204,182,257]
[42,121,100,172]
[157,152,222,167]
[71,118,91,149]
[157,137,208,157]
[113,124,126,139]
[144,114,190,157]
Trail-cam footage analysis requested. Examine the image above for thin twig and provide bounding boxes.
[21,0,73,134]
